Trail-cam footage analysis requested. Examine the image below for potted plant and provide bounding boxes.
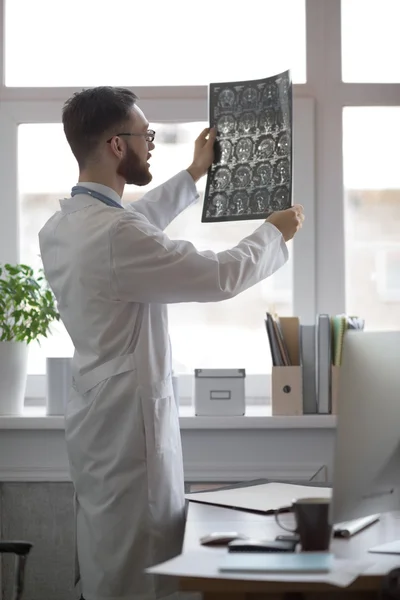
[0,263,60,415]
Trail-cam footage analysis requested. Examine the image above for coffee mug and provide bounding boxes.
[275,497,332,551]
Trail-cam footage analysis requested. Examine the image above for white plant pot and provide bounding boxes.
[0,341,29,415]
[46,357,72,416]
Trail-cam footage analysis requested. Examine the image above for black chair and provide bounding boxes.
[0,541,33,600]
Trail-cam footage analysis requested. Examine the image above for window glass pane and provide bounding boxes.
[6,0,306,87]
[19,122,293,375]
[343,107,400,330]
[342,0,400,82]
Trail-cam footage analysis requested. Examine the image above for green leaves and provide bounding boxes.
[0,263,60,343]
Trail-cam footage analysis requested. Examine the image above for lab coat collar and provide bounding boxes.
[60,182,122,213]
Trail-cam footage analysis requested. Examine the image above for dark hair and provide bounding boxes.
[62,86,138,168]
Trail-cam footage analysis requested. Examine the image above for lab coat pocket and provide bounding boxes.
[141,384,178,455]
[140,379,185,537]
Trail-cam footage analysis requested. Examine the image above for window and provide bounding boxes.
[343,107,400,330]
[5,0,306,86]
[7,1,400,406]
[376,247,400,303]
[19,122,293,376]
[341,0,400,82]
[18,124,78,374]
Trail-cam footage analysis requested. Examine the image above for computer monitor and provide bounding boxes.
[330,330,400,525]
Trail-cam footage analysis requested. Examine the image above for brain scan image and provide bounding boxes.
[209,193,228,216]
[238,112,256,133]
[219,140,232,164]
[235,138,253,162]
[273,185,290,208]
[273,159,290,185]
[257,136,275,159]
[234,165,252,188]
[213,167,231,190]
[203,71,292,222]
[276,131,290,155]
[279,77,290,100]
[242,87,258,108]
[251,190,269,213]
[263,82,278,106]
[217,115,235,135]
[255,162,273,186]
[218,88,236,108]
[259,109,276,131]
[231,191,249,215]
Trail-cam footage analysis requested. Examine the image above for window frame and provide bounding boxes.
[10,97,315,403]
[2,0,400,404]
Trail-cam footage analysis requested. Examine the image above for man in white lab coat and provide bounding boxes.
[39,86,303,600]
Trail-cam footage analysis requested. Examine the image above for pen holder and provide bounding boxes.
[271,366,303,416]
[331,366,340,415]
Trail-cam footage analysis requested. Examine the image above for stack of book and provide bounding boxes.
[265,313,364,415]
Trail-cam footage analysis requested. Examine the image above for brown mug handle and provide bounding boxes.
[274,506,297,533]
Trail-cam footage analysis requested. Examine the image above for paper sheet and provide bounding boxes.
[147,549,372,588]
[185,482,332,513]
[369,540,400,555]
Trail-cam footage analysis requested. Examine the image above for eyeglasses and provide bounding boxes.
[107,129,156,144]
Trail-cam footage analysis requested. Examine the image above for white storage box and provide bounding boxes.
[194,369,246,416]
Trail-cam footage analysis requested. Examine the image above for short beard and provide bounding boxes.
[116,145,152,186]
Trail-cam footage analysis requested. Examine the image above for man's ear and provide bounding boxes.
[109,136,124,158]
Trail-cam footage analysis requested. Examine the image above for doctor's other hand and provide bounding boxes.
[266,204,305,242]
[186,127,217,183]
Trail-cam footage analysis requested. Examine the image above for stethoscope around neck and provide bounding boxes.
[71,185,124,209]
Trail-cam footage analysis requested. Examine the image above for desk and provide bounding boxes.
[177,502,400,600]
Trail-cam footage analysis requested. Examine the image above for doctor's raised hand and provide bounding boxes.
[186,127,217,182]
[266,204,305,242]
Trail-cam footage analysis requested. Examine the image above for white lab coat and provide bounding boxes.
[38,170,288,600]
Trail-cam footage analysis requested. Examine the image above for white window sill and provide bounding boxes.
[0,405,337,430]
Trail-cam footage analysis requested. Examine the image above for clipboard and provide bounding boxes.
[185,479,332,515]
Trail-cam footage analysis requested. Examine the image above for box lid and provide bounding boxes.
[194,369,246,379]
